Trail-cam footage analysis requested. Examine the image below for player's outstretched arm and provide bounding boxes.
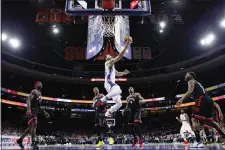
[115,69,130,77]
[176,80,195,104]
[136,93,146,104]
[108,36,132,65]
[176,117,182,123]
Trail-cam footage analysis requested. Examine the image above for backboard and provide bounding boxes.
[65,0,151,16]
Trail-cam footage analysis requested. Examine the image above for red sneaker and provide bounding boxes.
[184,140,189,145]
[132,137,138,147]
[139,140,143,148]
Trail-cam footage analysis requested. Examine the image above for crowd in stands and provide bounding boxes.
[1,120,222,146]
[1,121,183,145]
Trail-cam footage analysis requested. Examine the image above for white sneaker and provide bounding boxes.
[190,142,198,148]
[105,110,113,117]
[198,143,204,148]
[100,96,107,102]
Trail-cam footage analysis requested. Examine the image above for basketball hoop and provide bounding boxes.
[101,16,118,37]
[101,0,117,37]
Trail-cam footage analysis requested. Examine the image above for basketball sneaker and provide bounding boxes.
[96,141,104,147]
[190,142,198,148]
[105,110,113,117]
[197,143,204,148]
[139,140,143,148]
[132,137,138,147]
[184,140,189,145]
[16,139,24,149]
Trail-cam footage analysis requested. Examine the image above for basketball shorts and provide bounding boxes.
[104,82,120,93]
[95,110,107,127]
[128,110,142,125]
[192,94,214,121]
[28,108,38,125]
[180,124,192,133]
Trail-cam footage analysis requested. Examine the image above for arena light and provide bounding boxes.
[2,33,8,41]
[159,29,163,33]
[159,21,166,29]
[9,38,21,48]
[52,27,59,34]
[220,19,225,28]
[200,33,215,46]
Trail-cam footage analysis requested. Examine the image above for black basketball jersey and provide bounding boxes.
[127,93,141,111]
[192,80,206,100]
[93,94,106,113]
[30,90,42,112]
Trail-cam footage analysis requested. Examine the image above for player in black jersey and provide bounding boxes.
[122,87,145,148]
[92,87,107,147]
[177,72,225,147]
[17,82,49,149]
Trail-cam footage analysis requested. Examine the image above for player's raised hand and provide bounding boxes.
[176,117,179,120]
[124,36,133,44]
[124,69,130,75]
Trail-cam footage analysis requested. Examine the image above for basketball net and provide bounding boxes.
[101,16,118,37]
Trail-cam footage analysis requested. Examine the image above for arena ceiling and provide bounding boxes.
[2,0,225,72]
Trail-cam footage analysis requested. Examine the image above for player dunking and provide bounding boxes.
[176,110,196,144]
[122,87,145,148]
[177,72,225,148]
[92,87,107,147]
[17,82,49,149]
[100,35,132,117]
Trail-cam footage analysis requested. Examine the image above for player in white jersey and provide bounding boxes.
[100,36,132,117]
[176,110,196,144]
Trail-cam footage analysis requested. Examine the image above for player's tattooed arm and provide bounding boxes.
[214,102,223,120]
[122,98,129,115]
[115,69,130,77]
[26,90,38,116]
[27,90,38,110]
[136,93,145,104]
[177,80,195,104]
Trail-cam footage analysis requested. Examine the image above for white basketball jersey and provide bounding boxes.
[180,113,189,125]
[105,62,116,86]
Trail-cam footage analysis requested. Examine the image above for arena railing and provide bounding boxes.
[1,94,225,110]
[2,43,225,78]
[2,50,225,84]
[1,82,225,104]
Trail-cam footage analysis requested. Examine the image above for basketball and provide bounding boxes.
[124,36,133,43]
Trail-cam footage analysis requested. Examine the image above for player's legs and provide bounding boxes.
[17,125,31,149]
[128,112,138,147]
[101,84,122,102]
[133,110,143,147]
[199,96,225,136]
[185,124,196,138]
[30,119,38,149]
[180,126,188,143]
[105,95,122,117]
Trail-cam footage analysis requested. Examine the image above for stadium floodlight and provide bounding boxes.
[220,19,225,28]
[2,33,8,41]
[53,27,59,34]
[200,33,215,46]
[9,38,21,48]
[200,39,206,45]
[159,21,166,29]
